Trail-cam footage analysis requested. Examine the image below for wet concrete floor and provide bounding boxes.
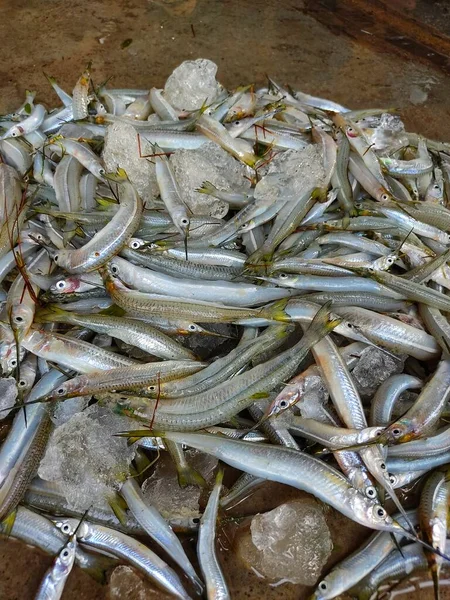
[1,0,450,598]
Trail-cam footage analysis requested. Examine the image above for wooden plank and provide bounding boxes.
[303,0,450,75]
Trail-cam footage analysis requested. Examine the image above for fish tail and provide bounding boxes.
[177,465,207,489]
[196,180,217,195]
[260,298,290,322]
[107,492,129,526]
[1,509,17,536]
[431,562,441,600]
[35,304,69,323]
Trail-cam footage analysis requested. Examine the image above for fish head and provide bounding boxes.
[49,248,71,270]
[356,426,385,445]
[266,384,303,419]
[349,486,393,530]
[379,418,417,444]
[2,124,24,139]
[55,536,77,576]
[55,518,90,540]
[127,238,146,250]
[310,568,347,600]
[9,303,34,342]
[50,276,84,294]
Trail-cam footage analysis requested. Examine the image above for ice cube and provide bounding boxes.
[142,448,217,519]
[298,373,331,423]
[352,347,405,399]
[109,565,171,600]
[164,59,221,111]
[365,112,409,152]
[254,146,325,209]
[38,405,135,511]
[170,141,249,218]
[50,396,90,427]
[0,377,17,419]
[379,113,405,133]
[265,145,325,186]
[239,499,333,585]
[103,121,159,205]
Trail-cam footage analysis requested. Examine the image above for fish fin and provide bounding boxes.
[260,298,290,322]
[250,391,270,400]
[98,304,126,317]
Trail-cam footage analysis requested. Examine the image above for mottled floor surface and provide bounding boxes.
[1,0,450,598]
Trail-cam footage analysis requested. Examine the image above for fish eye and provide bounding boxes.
[380,462,386,470]
[375,430,382,437]
[366,486,376,498]
[99,168,105,175]
[234,120,240,125]
[61,523,71,534]
[381,193,389,201]
[53,254,59,262]
[192,517,200,524]
[18,380,27,387]
[319,582,327,590]
[189,324,196,331]
[61,549,70,558]
[56,387,65,395]
[375,506,386,518]
[279,273,288,279]
[130,240,141,249]
[389,474,397,485]
[111,265,119,274]
[56,280,65,290]
[10,359,17,367]
[391,428,402,437]
[181,218,189,225]
[11,131,17,137]
[14,316,24,323]
[148,385,156,391]
[279,399,288,409]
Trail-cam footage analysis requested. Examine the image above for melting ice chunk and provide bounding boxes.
[51,396,90,427]
[103,121,158,205]
[109,565,172,599]
[239,499,333,585]
[39,406,135,511]
[142,448,217,519]
[352,347,405,398]
[0,377,18,419]
[298,374,331,423]
[264,145,325,185]
[170,141,249,218]
[164,59,221,111]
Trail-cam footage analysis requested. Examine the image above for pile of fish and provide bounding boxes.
[1,57,450,599]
